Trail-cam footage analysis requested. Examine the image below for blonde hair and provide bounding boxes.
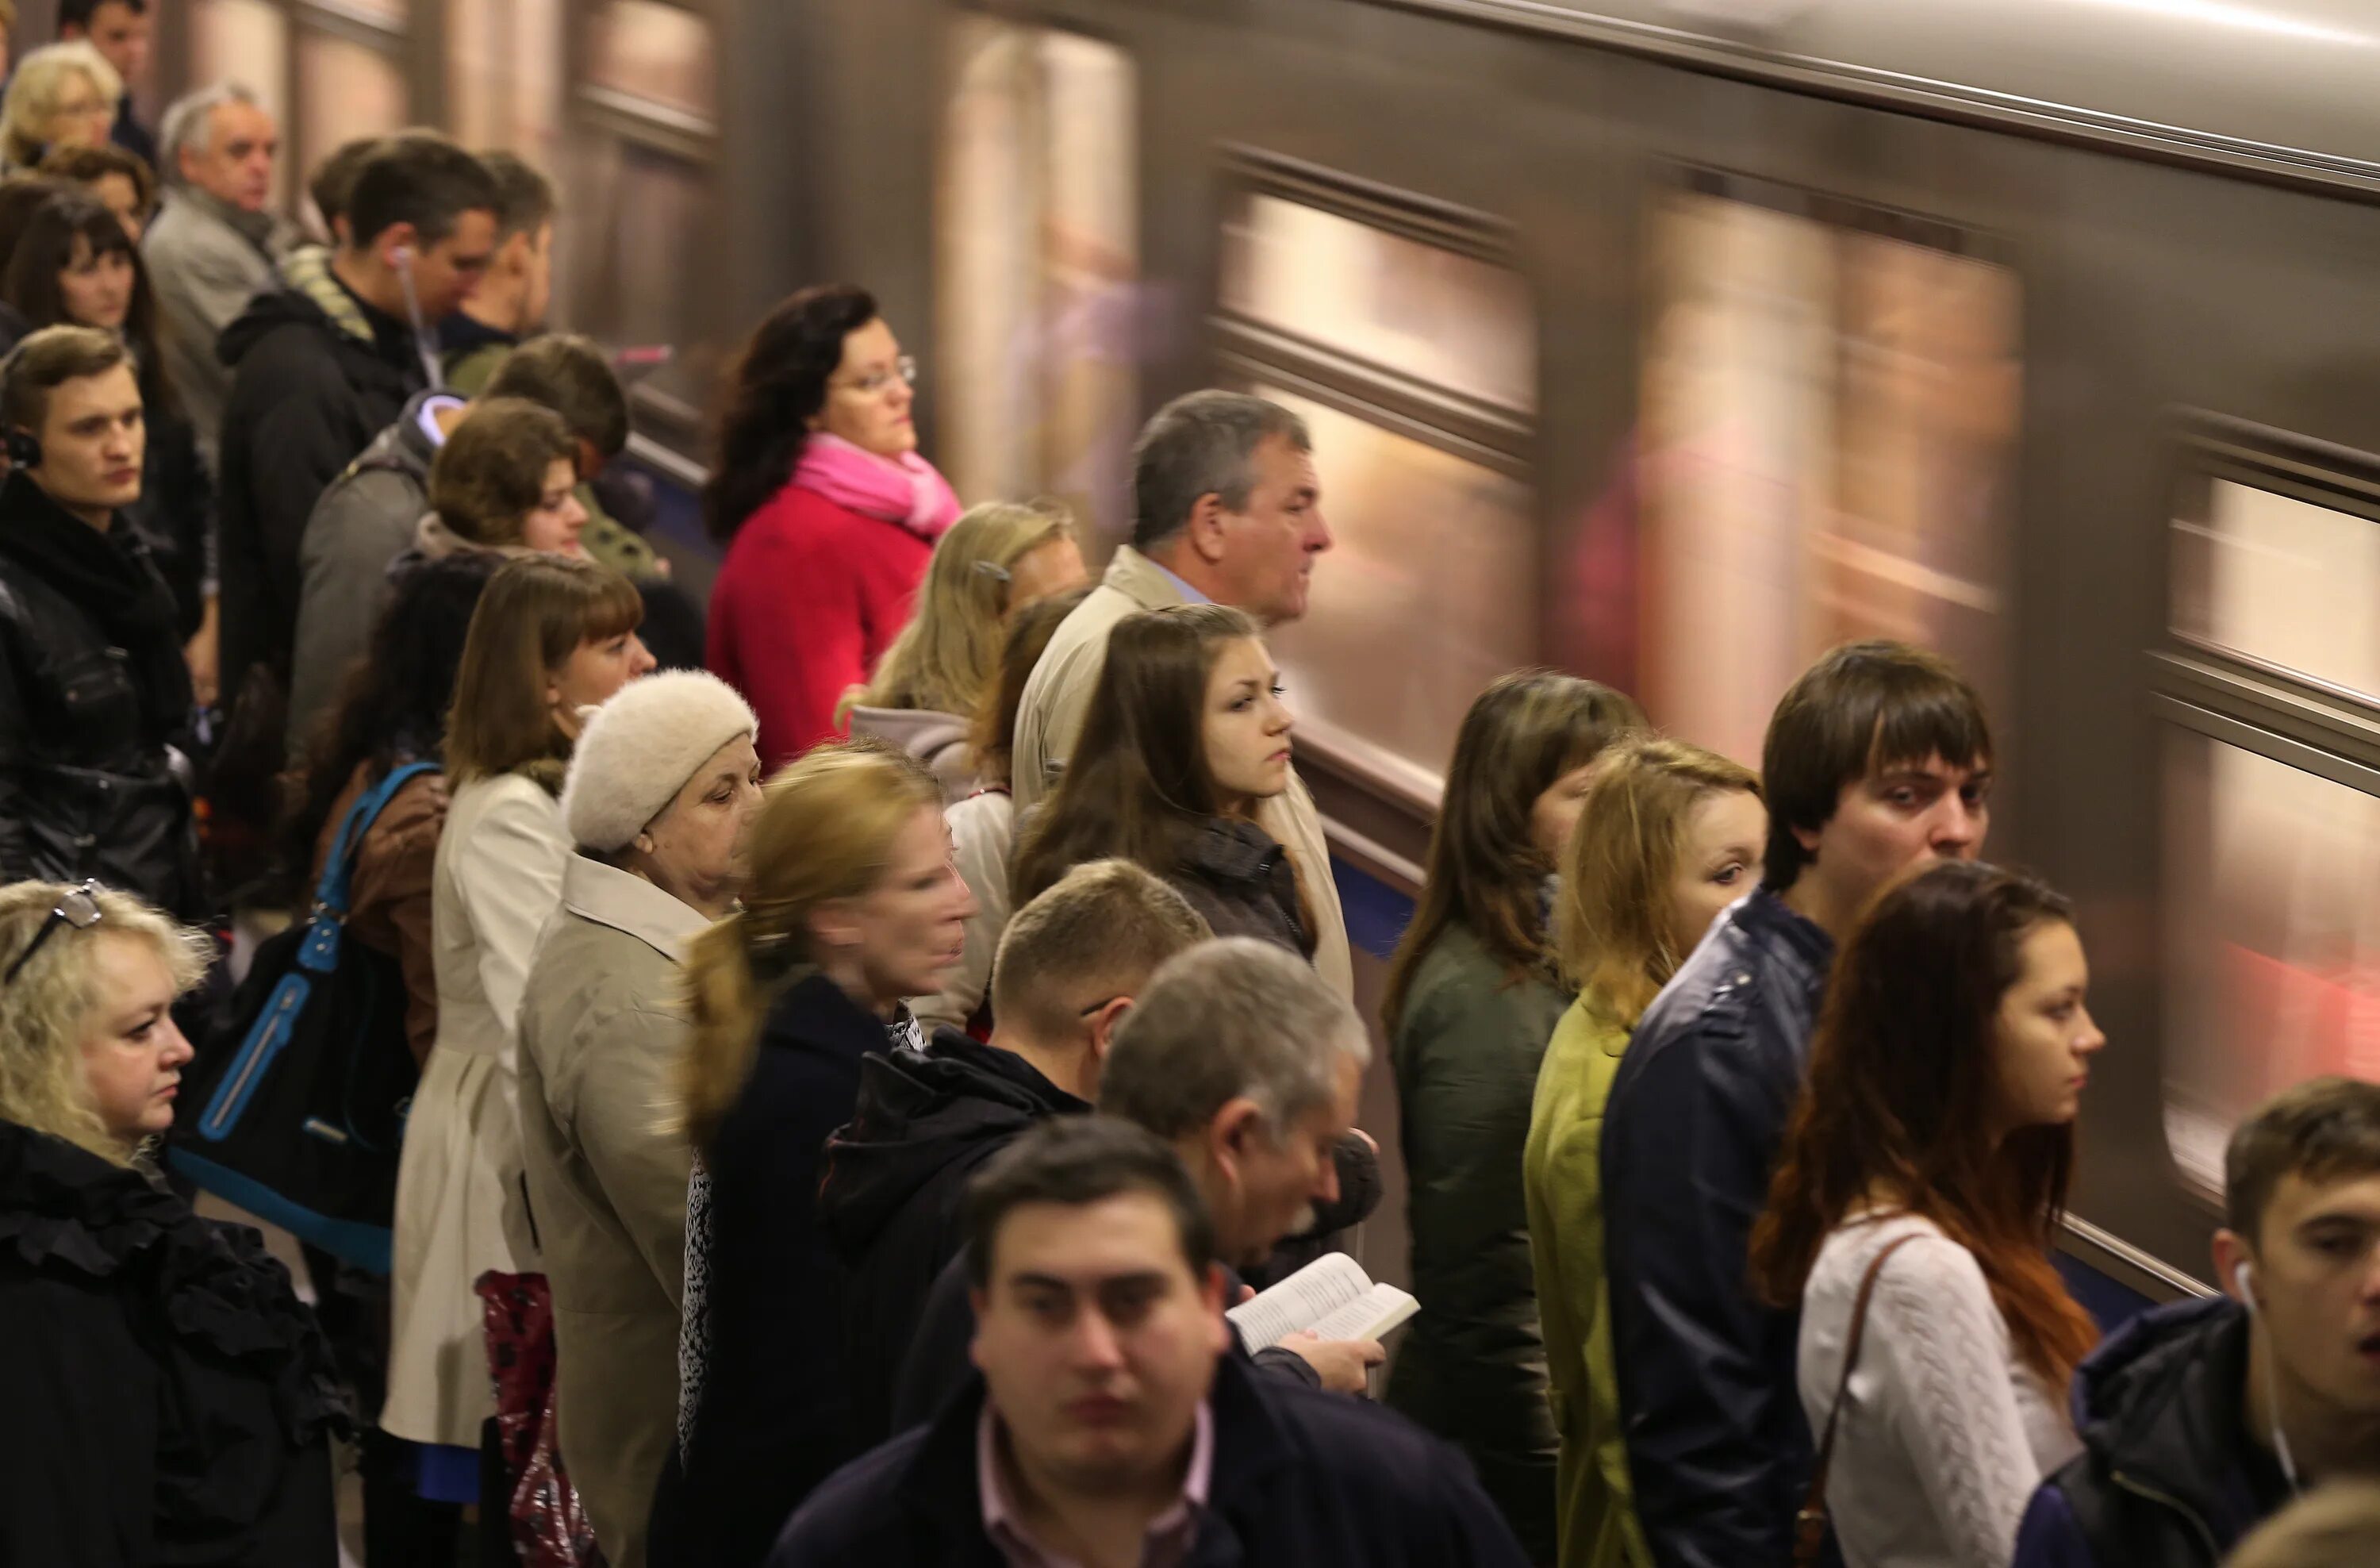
[676,742,942,1148]
[841,500,1076,723]
[1559,734,1761,1025]
[2,43,121,169]
[0,882,209,1164]
[444,554,643,786]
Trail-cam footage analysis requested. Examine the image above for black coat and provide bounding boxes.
[214,279,424,710]
[671,971,911,1568]
[0,1117,347,1565]
[125,396,215,642]
[2013,1297,2282,1568]
[770,1339,1530,1567]
[1168,817,1315,961]
[1599,886,1836,1568]
[0,475,202,917]
[816,1028,1091,1447]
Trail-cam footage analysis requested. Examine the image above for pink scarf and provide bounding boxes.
[792,433,962,540]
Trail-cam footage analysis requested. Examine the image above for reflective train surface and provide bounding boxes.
[147,0,2380,1308]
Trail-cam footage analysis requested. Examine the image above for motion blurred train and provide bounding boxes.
[153,0,2380,1310]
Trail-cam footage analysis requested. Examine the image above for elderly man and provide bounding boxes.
[143,82,289,465]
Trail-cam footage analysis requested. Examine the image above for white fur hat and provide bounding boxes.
[562,671,761,853]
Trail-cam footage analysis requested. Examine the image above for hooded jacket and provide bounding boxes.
[1168,817,1317,962]
[215,251,427,712]
[2013,1297,2283,1567]
[818,1030,1091,1446]
[846,705,977,804]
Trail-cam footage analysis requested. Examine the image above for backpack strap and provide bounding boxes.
[1794,1230,1926,1566]
[313,761,441,917]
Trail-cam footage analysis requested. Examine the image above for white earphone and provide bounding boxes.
[2236,1258,2304,1495]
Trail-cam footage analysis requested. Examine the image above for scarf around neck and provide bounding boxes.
[0,474,191,740]
[790,432,961,540]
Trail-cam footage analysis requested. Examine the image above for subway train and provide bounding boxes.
[148,0,2380,1312]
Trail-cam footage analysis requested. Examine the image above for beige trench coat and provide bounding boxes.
[517,855,705,1568]
[1009,545,1353,1001]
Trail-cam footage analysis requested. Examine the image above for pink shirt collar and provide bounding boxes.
[976,1400,1214,1568]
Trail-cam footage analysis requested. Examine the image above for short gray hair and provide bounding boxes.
[159,82,264,186]
[1098,937,1368,1139]
[1129,390,1311,552]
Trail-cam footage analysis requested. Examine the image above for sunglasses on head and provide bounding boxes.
[3,881,104,986]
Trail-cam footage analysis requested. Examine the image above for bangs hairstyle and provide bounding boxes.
[1749,860,2098,1389]
[443,554,642,785]
[677,741,942,1148]
[0,882,210,1165]
[1,43,121,170]
[1383,672,1645,1036]
[1761,640,1990,894]
[1560,735,1762,1025]
[845,499,1078,723]
[39,141,157,220]
[969,584,1092,791]
[1,191,169,411]
[2224,1076,2380,1244]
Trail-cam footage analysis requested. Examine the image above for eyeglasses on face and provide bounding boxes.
[837,355,918,398]
[3,881,105,986]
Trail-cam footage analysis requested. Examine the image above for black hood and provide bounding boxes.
[816,1029,1088,1263]
[2069,1294,2271,1542]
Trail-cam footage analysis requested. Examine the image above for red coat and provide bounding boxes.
[705,482,933,771]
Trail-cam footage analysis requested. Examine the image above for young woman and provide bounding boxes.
[1525,735,1766,1568]
[1380,671,1645,1563]
[1013,603,1310,953]
[382,555,654,1497]
[0,880,345,1562]
[842,498,1086,800]
[666,743,974,1568]
[704,283,962,767]
[919,582,1092,1032]
[418,395,593,559]
[1749,860,2106,1568]
[39,140,155,239]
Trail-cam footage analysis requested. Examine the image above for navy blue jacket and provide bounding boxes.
[769,1340,1530,1566]
[2013,1297,2282,1568]
[1599,887,1834,1568]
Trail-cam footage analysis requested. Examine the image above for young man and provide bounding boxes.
[2016,1077,2380,1565]
[1600,639,1993,1568]
[214,134,498,713]
[891,939,1385,1428]
[56,0,154,170]
[0,325,199,917]
[438,152,558,391]
[820,859,1211,1444]
[1009,388,1353,1001]
[771,1115,1530,1567]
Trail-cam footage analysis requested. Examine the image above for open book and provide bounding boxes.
[1226,1252,1418,1349]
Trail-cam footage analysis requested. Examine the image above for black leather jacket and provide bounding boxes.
[1599,887,1835,1568]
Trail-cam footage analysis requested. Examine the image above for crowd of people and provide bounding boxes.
[0,9,2377,1567]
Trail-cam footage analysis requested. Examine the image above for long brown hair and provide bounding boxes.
[1749,860,2098,1388]
[1559,735,1762,1026]
[968,584,1092,790]
[443,555,642,786]
[1382,672,1643,1036]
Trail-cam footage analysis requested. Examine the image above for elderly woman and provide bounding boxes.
[0,42,119,172]
[0,880,347,1562]
[518,669,762,1568]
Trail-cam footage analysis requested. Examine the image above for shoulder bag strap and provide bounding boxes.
[1792,1229,1927,1567]
[313,760,441,917]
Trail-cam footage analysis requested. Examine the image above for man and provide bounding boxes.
[772,1116,1530,1567]
[1600,640,1992,1568]
[438,151,557,392]
[2015,1077,2380,1565]
[56,0,153,170]
[1011,389,1353,1001]
[214,134,497,714]
[0,325,199,916]
[144,82,287,467]
[305,133,385,248]
[893,937,1386,1428]
[282,332,634,755]
[820,859,1211,1444]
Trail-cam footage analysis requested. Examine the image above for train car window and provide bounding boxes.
[192,0,291,202]
[1637,184,2018,767]
[1219,194,1535,416]
[448,0,565,159]
[585,0,716,129]
[2173,478,2380,705]
[936,18,1138,548]
[295,29,409,170]
[574,137,717,432]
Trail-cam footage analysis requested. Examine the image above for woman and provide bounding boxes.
[518,668,761,1568]
[416,395,593,559]
[382,555,654,1498]
[921,582,1092,1032]
[842,498,1086,800]
[0,42,117,172]
[669,743,974,1568]
[0,880,346,1561]
[1525,735,1765,1568]
[1749,861,2105,1568]
[40,140,155,239]
[704,283,962,768]
[3,189,213,666]
[1013,603,1310,953]
[1380,671,1644,1563]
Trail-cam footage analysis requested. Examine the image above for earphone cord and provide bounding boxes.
[2245,1278,2305,1495]
[393,254,444,392]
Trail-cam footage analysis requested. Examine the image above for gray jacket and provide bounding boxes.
[142,187,288,467]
